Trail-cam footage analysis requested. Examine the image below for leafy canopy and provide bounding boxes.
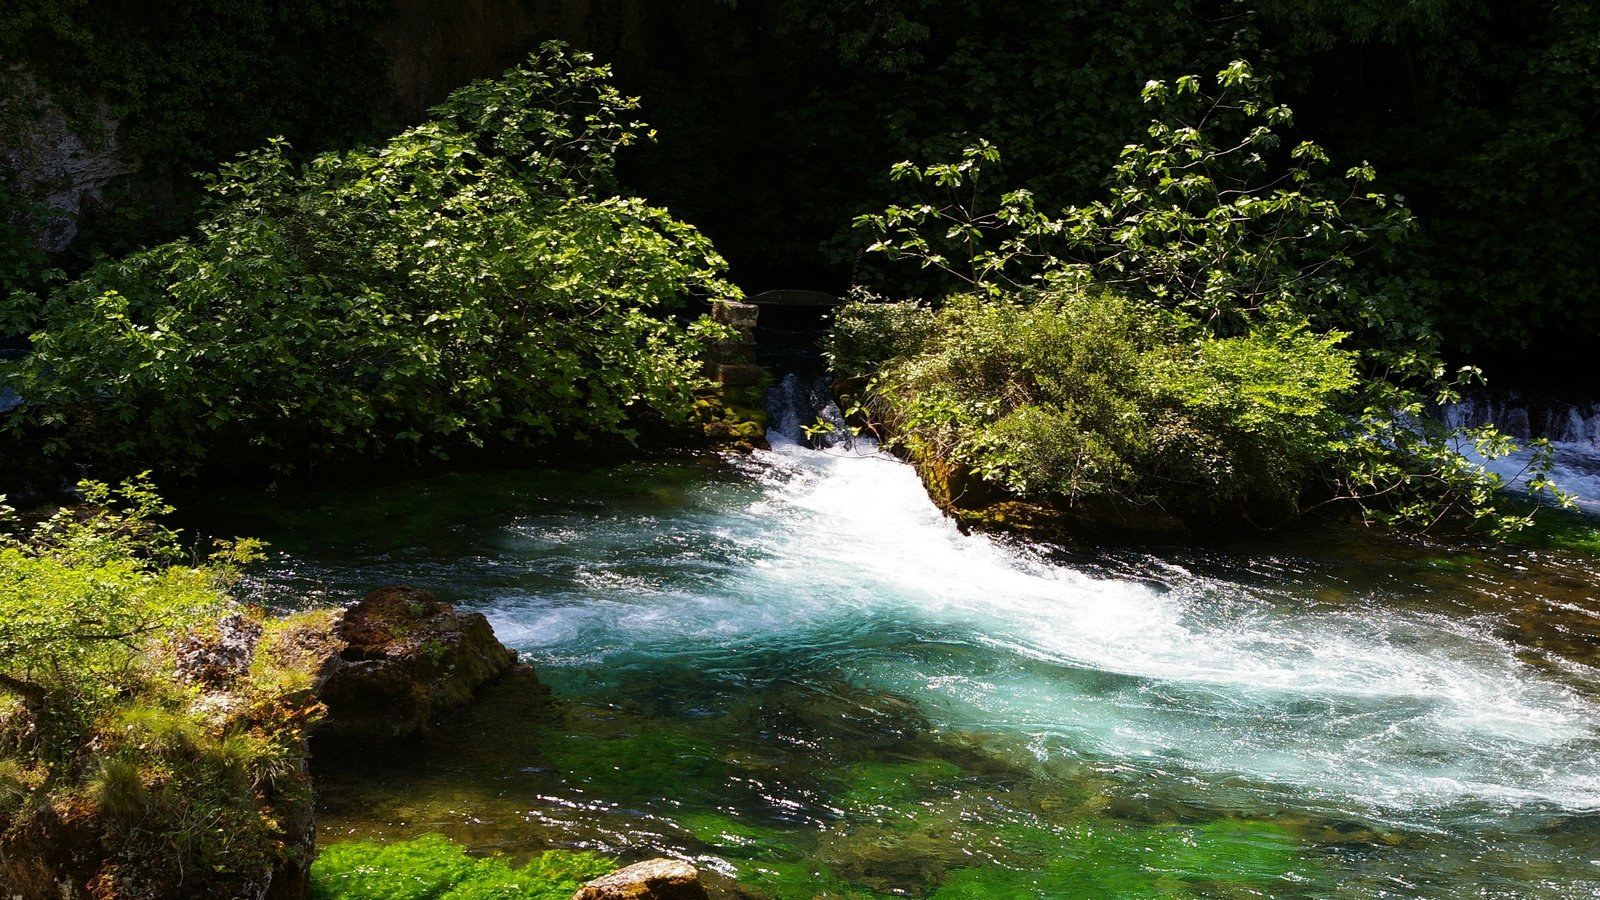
[844,61,1567,533]
[1,43,738,476]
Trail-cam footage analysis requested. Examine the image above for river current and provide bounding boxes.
[208,433,1600,898]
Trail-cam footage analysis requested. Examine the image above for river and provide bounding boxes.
[200,424,1600,898]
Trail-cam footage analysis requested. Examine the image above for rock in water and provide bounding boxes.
[316,584,520,740]
[571,858,710,900]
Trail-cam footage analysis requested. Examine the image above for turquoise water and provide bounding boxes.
[205,439,1600,898]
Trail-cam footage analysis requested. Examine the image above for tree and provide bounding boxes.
[845,61,1566,533]
[1,44,738,476]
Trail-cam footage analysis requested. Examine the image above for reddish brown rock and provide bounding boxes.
[315,585,520,740]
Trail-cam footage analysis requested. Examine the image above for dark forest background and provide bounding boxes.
[2,0,1595,389]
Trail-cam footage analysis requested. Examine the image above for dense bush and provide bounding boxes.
[839,62,1565,534]
[834,290,1358,523]
[0,45,737,477]
[0,477,323,897]
[0,476,246,728]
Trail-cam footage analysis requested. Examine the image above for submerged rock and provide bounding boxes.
[315,585,521,741]
[571,858,710,900]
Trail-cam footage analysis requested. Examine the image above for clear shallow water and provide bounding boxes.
[198,440,1600,898]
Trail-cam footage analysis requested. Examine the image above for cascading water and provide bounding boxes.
[764,372,855,450]
[1442,394,1600,513]
[213,377,1600,898]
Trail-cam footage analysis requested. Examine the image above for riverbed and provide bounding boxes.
[200,436,1600,898]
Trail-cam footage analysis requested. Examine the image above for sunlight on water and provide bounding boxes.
[218,434,1600,897]
[478,437,1600,821]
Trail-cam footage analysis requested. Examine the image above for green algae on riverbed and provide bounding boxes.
[195,451,1600,898]
[310,833,615,900]
[312,680,1323,898]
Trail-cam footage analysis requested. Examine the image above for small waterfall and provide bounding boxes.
[764,372,856,450]
[1441,393,1600,513]
[1440,393,1600,446]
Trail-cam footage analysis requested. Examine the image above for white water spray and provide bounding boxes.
[1442,396,1600,513]
[485,420,1600,825]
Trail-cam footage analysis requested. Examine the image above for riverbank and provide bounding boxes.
[0,568,523,899]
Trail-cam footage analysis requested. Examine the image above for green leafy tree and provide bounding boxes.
[1,45,738,476]
[858,61,1416,337]
[846,61,1567,533]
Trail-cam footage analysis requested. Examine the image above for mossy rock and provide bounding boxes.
[908,444,1186,544]
[695,377,770,451]
[315,585,521,741]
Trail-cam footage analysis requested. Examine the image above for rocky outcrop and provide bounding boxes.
[0,70,138,252]
[314,584,520,741]
[571,858,710,900]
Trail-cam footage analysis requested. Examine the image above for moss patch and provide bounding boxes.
[834,758,964,822]
[682,810,797,862]
[542,728,730,801]
[1503,503,1600,555]
[929,819,1311,899]
[310,833,616,900]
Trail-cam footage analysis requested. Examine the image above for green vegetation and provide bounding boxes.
[834,758,964,818]
[0,0,392,289]
[735,0,1600,364]
[834,62,1566,536]
[0,475,253,745]
[3,0,1596,371]
[0,476,322,896]
[1,45,737,477]
[670,753,1315,898]
[544,728,730,801]
[0,0,390,164]
[836,289,1360,527]
[927,819,1307,899]
[1503,501,1600,556]
[309,833,616,900]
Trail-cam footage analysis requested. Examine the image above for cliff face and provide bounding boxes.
[1,0,777,264]
[0,71,137,253]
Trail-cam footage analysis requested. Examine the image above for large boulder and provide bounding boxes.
[571,858,709,900]
[314,585,520,741]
